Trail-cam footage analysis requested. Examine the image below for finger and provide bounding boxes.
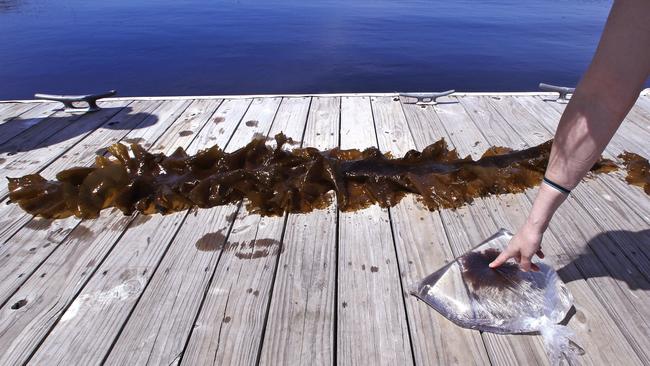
[489,250,514,268]
[519,256,532,272]
[536,249,545,259]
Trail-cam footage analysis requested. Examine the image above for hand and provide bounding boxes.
[489,224,545,272]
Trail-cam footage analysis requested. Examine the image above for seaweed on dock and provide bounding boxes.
[7,133,619,219]
[618,152,650,194]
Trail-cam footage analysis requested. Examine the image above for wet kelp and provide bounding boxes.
[7,133,619,219]
[619,152,650,194]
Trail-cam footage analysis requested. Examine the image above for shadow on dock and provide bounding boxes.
[558,229,650,290]
[0,106,158,155]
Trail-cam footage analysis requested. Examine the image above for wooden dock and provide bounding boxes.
[0,91,648,365]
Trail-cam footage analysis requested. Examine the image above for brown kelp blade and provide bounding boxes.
[6,133,623,219]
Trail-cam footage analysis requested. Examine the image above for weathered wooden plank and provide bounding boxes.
[495,95,650,275]
[92,100,229,364]
[0,99,199,365]
[371,96,490,366]
[625,98,650,133]
[0,101,129,169]
[485,95,650,362]
[0,103,17,119]
[409,99,550,365]
[457,95,644,365]
[543,97,649,157]
[483,194,643,366]
[635,95,650,118]
[0,102,133,244]
[513,96,650,226]
[23,99,249,366]
[0,103,39,125]
[337,96,413,365]
[103,98,289,366]
[510,97,650,273]
[0,100,161,306]
[0,100,138,198]
[0,103,59,146]
[258,97,339,366]
[182,98,308,366]
[534,194,650,363]
[532,95,650,209]
[0,94,645,366]
[181,209,284,366]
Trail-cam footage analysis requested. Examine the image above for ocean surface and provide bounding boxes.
[0,0,625,99]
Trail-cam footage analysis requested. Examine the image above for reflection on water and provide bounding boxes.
[0,0,21,12]
[1,0,630,99]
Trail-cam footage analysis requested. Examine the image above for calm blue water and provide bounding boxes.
[0,0,620,99]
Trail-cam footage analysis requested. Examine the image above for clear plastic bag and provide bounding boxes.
[411,228,583,365]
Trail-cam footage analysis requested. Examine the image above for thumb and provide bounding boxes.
[489,250,513,268]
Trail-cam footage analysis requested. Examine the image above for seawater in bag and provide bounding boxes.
[411,228,583,365]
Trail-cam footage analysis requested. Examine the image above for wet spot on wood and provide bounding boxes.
[73,225,94,240]
[102,270,108,275]
[179,130,193,137]
[0,158,5,164]
[214,116,225,124]
[253,290,259,296]
[40,273,46,278]
[361,264,366,271]
[129,215,152,228]
[11,299,27,310]
[119,269,136,281]
[232,238,282,259]
[245,120,258,127]
[342,302,347,308]
[252,132,271,142]
[223,316,231,323]
[246,288,252,293]
[575,310,586,323]
[370,266,379,273]
[195,231,227,251]
[124,137,144,145]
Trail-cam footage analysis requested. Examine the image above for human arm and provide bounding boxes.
[490,0,650,271]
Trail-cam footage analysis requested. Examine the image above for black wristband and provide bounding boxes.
[543,176,571,195]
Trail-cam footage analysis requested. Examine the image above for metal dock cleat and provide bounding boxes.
[399,90,455,105]
[34,90,117,113]
[539,83,574,103]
